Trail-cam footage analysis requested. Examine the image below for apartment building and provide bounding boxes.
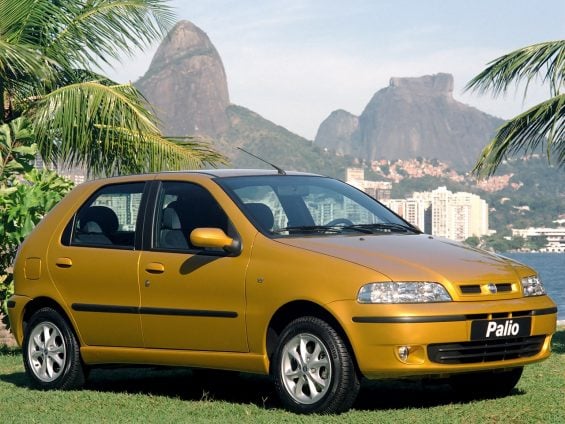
[345,168,392,202]
[512,227,565,252]
[385,186,489,242]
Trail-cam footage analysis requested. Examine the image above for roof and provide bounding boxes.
[193,168,321,178]
[78,169,323,186]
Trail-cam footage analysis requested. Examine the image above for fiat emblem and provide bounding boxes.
[487,283,497,294]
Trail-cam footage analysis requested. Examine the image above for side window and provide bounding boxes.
[68,183,145,249]
[154,181,230,252]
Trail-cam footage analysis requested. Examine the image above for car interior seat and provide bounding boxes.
[159,206,189,249]
[75,205,119,245]
[245,203,274,231]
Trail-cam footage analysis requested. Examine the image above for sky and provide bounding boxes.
[104,0,565,140]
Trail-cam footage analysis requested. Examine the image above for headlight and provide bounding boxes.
[357,282,452,304]
[522,275,545,296]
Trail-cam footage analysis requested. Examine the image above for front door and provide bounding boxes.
[138,181,249,352]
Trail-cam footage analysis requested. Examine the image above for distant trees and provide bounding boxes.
[467,40,564,176]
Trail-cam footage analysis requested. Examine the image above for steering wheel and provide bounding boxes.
[325,218,354,226]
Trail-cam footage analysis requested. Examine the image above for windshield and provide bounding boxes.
[217,175,418,237]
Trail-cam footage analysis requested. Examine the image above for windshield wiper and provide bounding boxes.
[272,222,418,235]
[342,222,418,233]
[272,225,374,235]
[272,225,343,234]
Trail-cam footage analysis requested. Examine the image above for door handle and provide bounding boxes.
[55,257,73,268]
[145,262,165,274]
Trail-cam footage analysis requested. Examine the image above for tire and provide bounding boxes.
[23,307,85,390]
[449,367,523,399]
[271,316,359,414]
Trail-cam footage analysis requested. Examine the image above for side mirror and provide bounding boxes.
[190,228,241,254]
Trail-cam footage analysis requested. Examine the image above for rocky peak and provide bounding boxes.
[389,73,454,97]
[315,73,503,171]
[148,21,219,72]
[136,20,230,137]
[314,110,359,156]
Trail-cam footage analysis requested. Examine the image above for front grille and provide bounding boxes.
[458,282,515,295]
[460,285,481,294]
[428,336,545,364]
[497,283,513,292]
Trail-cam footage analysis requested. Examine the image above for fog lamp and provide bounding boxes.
[395,345,425,364]
[398,346,409,362]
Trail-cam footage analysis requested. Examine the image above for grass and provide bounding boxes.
[0,330,563,423]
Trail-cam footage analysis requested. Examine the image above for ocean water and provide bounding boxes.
[505,252,564,321]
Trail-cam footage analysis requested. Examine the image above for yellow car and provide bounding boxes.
[7,170,557,414]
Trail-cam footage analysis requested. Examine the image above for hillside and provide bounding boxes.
[373,156,564,232]
[219,105,354,177]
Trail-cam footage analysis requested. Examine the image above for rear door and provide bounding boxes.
[48,182,147,347]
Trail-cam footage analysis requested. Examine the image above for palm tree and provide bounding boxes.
[466,40,564,176]
[0,0,223,176]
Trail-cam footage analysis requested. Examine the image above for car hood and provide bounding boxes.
[276,233,527,285]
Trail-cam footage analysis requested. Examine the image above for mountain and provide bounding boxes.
[315,73,504,171]
[136,20,355,174]
[220,105,352,176]
[133,21,561,234]
[136,22,501,174]
[136,20,230,137]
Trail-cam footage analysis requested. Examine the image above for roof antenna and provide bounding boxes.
[237,147,286,175]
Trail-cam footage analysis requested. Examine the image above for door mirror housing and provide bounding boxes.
[190,228,241,254]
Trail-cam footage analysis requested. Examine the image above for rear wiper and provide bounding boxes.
[342,222,418,233]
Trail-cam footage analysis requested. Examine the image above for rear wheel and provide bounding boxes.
[449,367,523,398]
[272,316,359,414]
[23,307,85,390]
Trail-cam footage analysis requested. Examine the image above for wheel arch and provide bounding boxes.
[22,297,80,342]
[266,300,360,373]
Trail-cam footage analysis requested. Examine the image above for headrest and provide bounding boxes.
[246,203,274,231]
[82,221,103,234]
[79,206,119,234]
[162,207,182,230]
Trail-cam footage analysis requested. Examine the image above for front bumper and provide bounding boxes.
[328,295,557,379]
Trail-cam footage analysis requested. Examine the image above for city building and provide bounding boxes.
[345,168,392,201]
[512,227,565,252]
[385,186,489,242]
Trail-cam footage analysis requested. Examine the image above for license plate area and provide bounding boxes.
[471,317,531,340]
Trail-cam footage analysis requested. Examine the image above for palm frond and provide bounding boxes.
[0,37,53,111]
[0,39,47,80]
[33,80,224,176]
[33,80,157,162]
[0,0,63,45]
[82,129,227,176]
[473,94,565,177]
[47,0,175,71]
[466,40,565,97]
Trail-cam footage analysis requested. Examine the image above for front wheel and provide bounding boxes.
[271,316,359,414]
[449,367,523,399]
[23,307,85,390]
